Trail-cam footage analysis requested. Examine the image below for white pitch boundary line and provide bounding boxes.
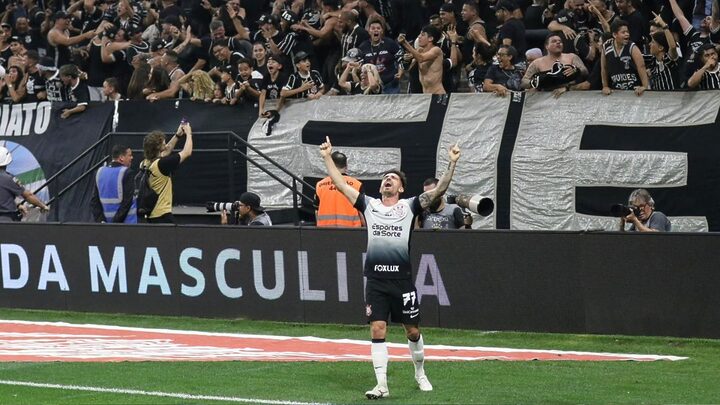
[0,380,325,405]
[0,319,688,361]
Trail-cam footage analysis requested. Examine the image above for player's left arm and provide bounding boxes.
[418,143,460,210]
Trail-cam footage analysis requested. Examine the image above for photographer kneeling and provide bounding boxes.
[219,192,272,226]
[620,189,671,232]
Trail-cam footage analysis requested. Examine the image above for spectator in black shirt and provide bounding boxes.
[495,0,527,60]
[209,41,244,78]
[23,50,45,102]
[235,57,263,104]
[483,44,522,95]
[258,53,288,117]
[687,43,720,89]
[281,51,324,99]
[0,65,25,103]
[467,42,495,92]
[614,0,648,49]
[13,17,43,52]
[358,19,400,93]
[59,64,90,119]
[339,10,370,59]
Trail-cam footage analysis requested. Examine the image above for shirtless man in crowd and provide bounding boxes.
[521,32,588,96]
[398,26,446,94]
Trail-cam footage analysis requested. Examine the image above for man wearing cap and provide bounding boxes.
[275,9,300,58]
[358,19,400,93]
[91,144,137,223]
[319,137,461,398]
[47,11,99,68]
[0,146,49,222]
[495,0,527,60]
[281,51,324,99]
[253,14,284,50]
[220,192,273,226]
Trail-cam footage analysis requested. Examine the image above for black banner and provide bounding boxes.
[1,223,718,339]
[0,101,114,222]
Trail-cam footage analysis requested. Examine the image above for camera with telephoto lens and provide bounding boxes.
[206,201,239,213]
[446,194,495,217]
[610,204,641,218]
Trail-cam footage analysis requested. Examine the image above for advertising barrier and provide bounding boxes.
[1,223,718,339]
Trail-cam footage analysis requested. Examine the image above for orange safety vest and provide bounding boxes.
[315,175,363,227]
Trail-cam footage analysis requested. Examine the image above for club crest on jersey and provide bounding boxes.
[366,305,372,317]
[390,204,407,218]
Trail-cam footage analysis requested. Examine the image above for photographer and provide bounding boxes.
[620,188,671,232]
[219,192,272,226]
[417,177,472,229]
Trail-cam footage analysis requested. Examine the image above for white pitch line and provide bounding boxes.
[0,380,326,405]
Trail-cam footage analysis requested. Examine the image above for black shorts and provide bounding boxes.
[365,277,421,325]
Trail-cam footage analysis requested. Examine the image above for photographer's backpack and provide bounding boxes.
[134,161,159,219]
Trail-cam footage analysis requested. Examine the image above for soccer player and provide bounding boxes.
[319,136,461,399]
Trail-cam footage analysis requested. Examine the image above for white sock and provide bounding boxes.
[408,334,426,377]
[371,340,388,387]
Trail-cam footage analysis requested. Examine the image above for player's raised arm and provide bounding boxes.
[419,143,460,209]
[320,136,360,205]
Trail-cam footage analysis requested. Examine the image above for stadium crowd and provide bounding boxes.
[0,0,718,110]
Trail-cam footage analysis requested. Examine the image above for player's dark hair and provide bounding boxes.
[382,169,407,189]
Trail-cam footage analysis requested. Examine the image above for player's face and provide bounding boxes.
[380,173,403,196]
